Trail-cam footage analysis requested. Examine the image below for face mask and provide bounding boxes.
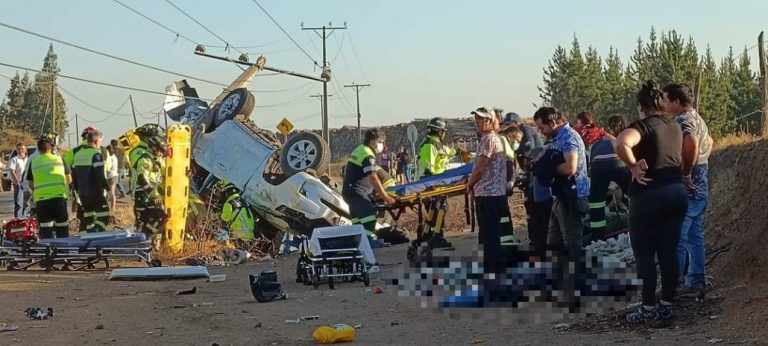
[375,143,384,153]
[512,142,520,151]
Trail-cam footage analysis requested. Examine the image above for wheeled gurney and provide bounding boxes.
[377,164,476,260]
[0,231,158,271]
[295,225,374,289]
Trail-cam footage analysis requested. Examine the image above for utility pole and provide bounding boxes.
[129,95,138,127]
[344,83,370,142]
[310,93,333,130]
[302,23,347,156]
[51,80,57,134]
[75,114,79,138]
[759,31,768,137]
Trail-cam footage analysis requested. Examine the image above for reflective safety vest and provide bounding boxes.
[131,152,163,197]
[376,166,396,189]
[30,153,68,202]
[417,135,455,179]
[349,144,375,167]
[221,194,255,241]
[63,141,88,169]
[129,142,148,173]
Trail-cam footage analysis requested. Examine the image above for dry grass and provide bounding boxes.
[713,133,761,151]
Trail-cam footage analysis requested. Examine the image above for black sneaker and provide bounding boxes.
[626,306,659,324]
[656,304,674,320]
[429,234,453,249]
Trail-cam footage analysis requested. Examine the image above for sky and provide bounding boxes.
[0,0,766,143]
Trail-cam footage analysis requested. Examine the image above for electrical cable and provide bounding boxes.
[249,0,319,67]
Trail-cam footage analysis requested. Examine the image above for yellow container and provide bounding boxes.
[163,124,192,254]
[118,129,140,153]
[312,324,356,344]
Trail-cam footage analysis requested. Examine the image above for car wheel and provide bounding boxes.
[279,131,330,177]
[210,88,255,131]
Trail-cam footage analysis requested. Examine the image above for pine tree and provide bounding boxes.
[599,47,631,123]
[698,46,730,137]
[539,45,570,111]
[730,47,762,134]
[22,44,68,135]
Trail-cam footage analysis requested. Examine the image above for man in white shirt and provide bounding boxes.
[8,143,29,217]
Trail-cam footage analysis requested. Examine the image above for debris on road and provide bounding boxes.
[176,287,197,295]
[313,324,356,344]
[707,338,724,344]
[0,323,19,332]
[25,307,53,320]
[208,274,227,282]
[95,324,105,330]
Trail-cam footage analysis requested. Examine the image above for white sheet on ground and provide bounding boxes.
[309,225,376,264]
[109,266,210,280]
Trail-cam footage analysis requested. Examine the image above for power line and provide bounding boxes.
[243,36,319,56]
[346,29,370,83]
[58,86,133,117]
[76,97,132,124]
[250,0,319,67]
[0,20,228,87]
[111,0,198,46]
[254,83,316,108]
[0,61,213,102]
[164,0,244,56]
[249,80,314,94]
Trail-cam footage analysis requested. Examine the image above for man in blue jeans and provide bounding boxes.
[662,83,713,298]
[8,143,29,218]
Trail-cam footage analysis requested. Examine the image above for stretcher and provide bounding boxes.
[378,164,476,261]
[0,231,158,271]
[295,225,373,289]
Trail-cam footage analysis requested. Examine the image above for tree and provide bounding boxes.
[730,47,762,134]
[698,46,730,137]
[21,44,68,135]
[599,47,634,122]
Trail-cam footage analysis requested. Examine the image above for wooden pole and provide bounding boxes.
[758,31,768,137]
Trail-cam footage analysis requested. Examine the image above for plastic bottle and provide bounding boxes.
[312,324,356,344]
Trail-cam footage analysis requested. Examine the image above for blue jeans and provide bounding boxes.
[13,184,26,218]
[404,164,414,183]
[677,164,709,288]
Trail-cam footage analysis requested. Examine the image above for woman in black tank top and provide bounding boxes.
[615,80,689,325]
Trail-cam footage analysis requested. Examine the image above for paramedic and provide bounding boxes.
[342,128,396,239]
[220,185,256,241]
[72,130,111,232]
[63,126,96,228]
[417,117,456,249]
[27,133,70,239]
[132,135,167,249]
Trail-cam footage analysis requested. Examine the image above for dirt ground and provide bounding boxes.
[2,138,768,345]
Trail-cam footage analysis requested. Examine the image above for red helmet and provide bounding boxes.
[81,126,96,139]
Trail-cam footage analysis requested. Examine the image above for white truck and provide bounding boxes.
[163,55,353,238]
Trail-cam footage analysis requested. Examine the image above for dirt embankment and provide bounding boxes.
[703,137,768,339]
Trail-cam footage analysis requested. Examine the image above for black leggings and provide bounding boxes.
[475,195,512,273]
[629,183,688,306]
[588,160,630,237]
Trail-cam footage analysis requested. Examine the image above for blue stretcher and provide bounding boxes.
[386,164,473,197]
[378,164,476,261]
[0,231,157,271]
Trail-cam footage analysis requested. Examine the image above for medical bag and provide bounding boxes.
[3,217,39,241]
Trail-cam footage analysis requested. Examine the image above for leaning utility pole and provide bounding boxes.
[75,114,79,137]
[759,31,768,137]
[302,23,347,149]
[129,95,138,127]
[344,83,371,142]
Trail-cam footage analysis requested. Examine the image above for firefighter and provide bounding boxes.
[416,117,457,249]
[63,126,96,228]
[132,134,167,249]
[220,184,255,242]
[72,130,111,232]
[27,133,70,239]
[129,124,165,189]
[342,128,396,239]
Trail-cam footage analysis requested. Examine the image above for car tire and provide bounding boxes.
[209,88,255,131]
[279,131,330,177]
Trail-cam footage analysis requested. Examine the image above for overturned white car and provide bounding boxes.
[163,63,352,238]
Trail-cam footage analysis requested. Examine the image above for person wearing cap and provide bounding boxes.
[129,124,165,191]
[72,129,111,232]
[132,134,168,249]
[27,133,71,238]
[467,106,513,275]
[501,112,544,164]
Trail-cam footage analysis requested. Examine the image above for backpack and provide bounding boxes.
[249,270,286,303]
